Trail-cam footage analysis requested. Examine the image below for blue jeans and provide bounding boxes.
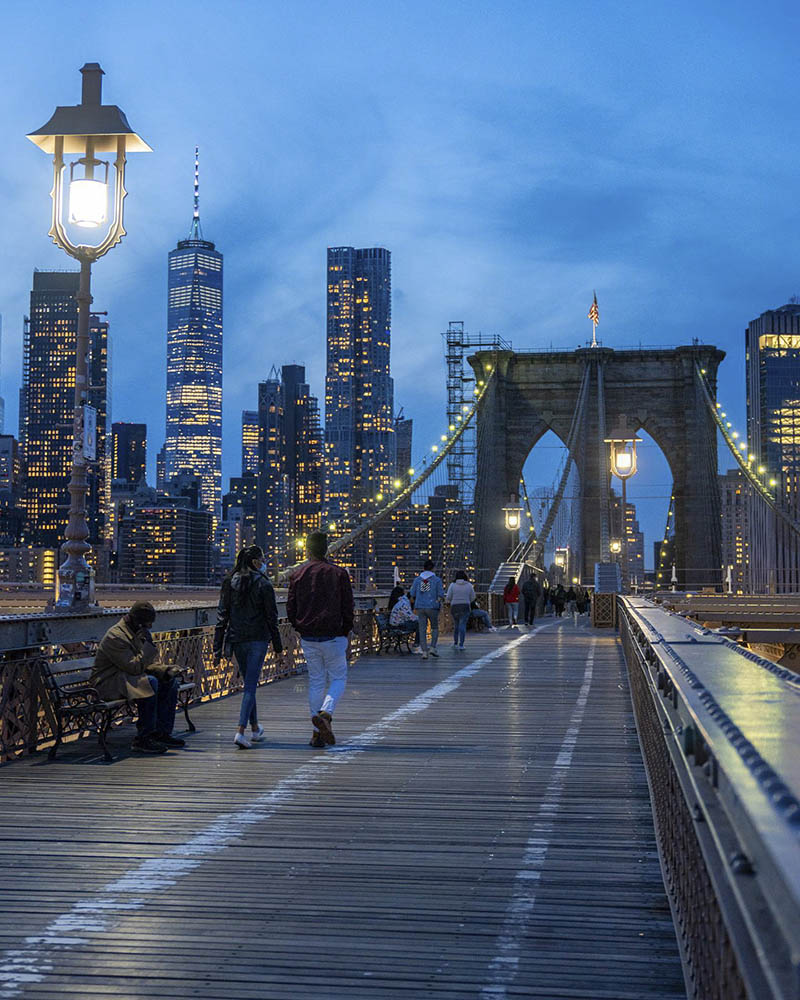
[451,604,470,647]
[234,640,269,728]
[136,675,179,737]
[471,609,492,630]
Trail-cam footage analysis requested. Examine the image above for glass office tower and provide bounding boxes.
[165,152,223,523]
[746,302,800,590]
[20,271,108,547]
[325,246,395,525]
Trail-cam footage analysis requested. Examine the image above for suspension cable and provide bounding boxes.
[696,365,800,537]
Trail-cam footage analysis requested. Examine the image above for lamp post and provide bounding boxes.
[605,437,640,592]
[503,499,522,557]
[28,64,150,610]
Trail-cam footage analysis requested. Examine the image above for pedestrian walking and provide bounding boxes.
[566,585,578,624]
[287,531,354,748]
[214,545,285,750]
[445,571,476,650]
[503,576,520,627]
[554,583,566,617]
[521,575,541,628]
[409,559,444,659]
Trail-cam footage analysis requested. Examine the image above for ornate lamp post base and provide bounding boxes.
[50,558,97,612]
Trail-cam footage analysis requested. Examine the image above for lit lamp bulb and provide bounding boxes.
[68,177,107,228]
[68,157,109,228]
[408,467,415,476]
[609,539,622,554]
[393,479,402,489]
[615,451,632,474]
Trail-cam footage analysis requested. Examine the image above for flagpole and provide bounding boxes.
[588,291,599,347]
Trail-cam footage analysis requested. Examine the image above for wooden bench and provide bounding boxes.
[42,657,196,762]
[375,613,415,655]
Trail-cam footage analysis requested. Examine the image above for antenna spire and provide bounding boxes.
[190,146,203,239]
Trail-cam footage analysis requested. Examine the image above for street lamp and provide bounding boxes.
[605,437,640,590]
[28,64,150,610]
[609,539,622,555]
[503,500,522,556]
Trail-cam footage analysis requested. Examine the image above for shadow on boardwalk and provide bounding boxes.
[0,622,686,999]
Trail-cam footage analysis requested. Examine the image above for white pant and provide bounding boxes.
[301,636,348,717]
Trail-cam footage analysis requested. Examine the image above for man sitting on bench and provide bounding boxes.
[91,601,185,755]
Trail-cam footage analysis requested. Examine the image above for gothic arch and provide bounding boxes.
[471,345,724,588]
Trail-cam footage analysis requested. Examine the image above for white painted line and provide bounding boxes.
[481,637,596,999]
[0,623,559,998]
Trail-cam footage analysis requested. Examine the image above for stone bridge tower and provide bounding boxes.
[471,345,725,589]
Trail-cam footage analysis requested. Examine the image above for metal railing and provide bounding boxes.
[618,596,800,1000]
[0,603,377,763]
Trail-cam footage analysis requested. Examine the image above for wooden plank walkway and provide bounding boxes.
[0,622,685,999]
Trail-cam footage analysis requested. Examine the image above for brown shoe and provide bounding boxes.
[309,730,326,748]
[312,710,336,746]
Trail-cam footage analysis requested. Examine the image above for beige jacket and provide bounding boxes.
[91,618,159,702]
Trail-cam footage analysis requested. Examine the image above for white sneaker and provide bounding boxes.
[250,726,266,742]
[234,732,252,750]
[413,647,424,655]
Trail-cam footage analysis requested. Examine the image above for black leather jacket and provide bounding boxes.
[214,570,283,655]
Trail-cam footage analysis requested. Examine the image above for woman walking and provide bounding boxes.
[214,545,286,749]
[446,571,476,650]
[503,576,520,628]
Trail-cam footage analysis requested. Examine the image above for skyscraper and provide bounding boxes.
[111,422,147,484]
[746,302,800,591]
[20,271,108,547]
[255,364,323,572]
[241,410,259,476]
[325,246,395,525]
[164,149,223,522]
[0,315,5,434]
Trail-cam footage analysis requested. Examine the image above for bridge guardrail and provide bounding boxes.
[618,595,800,1000]
[0,603,377,763]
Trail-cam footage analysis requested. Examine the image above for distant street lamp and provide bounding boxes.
[609,539,622,555]
[605,437,640,591]
[503,499,522,556]
[28,64,150,610]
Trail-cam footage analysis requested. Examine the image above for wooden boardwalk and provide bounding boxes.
[0,621,685,999]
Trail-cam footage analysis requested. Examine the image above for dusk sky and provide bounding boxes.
[1,0,799,562]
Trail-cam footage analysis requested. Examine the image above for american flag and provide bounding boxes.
[588,292,599,325]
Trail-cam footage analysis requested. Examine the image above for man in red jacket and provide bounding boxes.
[287,531,354,747]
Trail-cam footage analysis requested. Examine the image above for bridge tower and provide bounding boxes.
[471,345,725,589]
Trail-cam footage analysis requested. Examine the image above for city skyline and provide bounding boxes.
[0,2,798,559]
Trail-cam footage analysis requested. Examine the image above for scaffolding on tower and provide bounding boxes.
[442,322,511,576]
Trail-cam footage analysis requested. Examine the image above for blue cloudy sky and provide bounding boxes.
[0,0,798,560]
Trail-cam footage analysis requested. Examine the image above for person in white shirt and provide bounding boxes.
[445,571,477,651]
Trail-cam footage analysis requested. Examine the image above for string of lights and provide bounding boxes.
[697,363,800,541]
[277,363,500,581]
[655,494,675,587]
